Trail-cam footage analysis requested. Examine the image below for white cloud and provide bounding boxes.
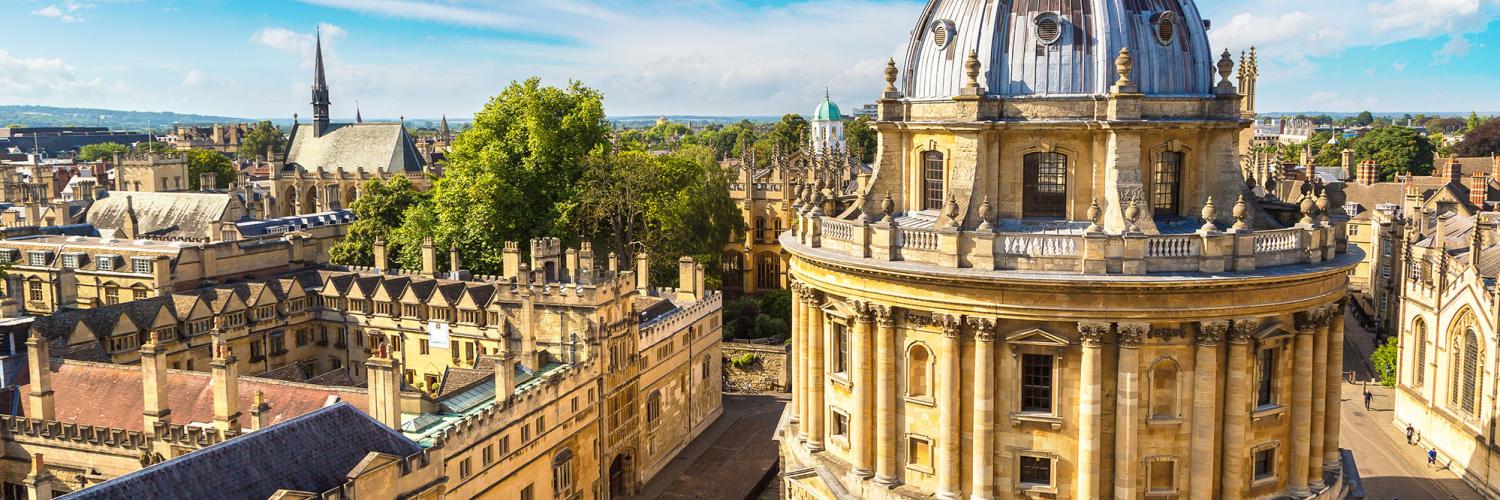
[1435,35,1473,63]
[0,49,118,102]
[32,1,94,22]
[1206,0,1500,64]
[251,23,347,68]
[295,0,524,29]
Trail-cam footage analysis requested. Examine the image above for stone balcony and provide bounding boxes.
[793,212,1347,276]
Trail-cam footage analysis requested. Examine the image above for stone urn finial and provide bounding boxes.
[1086,198,1102,233]
[944,196,960,223]
[1217,49,1235,86]
[881,192,895,224]
[977,196,993,231]
[1299,194,1316,225]
[1124,198,1141,233]
[1315,189,1331,223]
[884,58,898,93]
[964,49,982,89]
[1232,195,1249,231]
[1200,196,1218,232]
[1115,48,1134,87]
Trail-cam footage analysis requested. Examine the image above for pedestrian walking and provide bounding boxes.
[1406,424,1415,444]
[1428,448,1438,467]
[1364,390,1373,410]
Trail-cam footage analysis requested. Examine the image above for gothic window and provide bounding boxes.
[1256,346,1277,407]
[1462,329,1481,415]
[1023,152,1067,218]
[1414,319,1428,387]
[755,253,780,290]
[1152,151,1183,217]
[905,344,932,398]
[754,217,768,243]
[923,151,944,211]
[646,390,662,429]
[1020,354,1054,413]
[552,448,575,498]
[1148,359,1180,419]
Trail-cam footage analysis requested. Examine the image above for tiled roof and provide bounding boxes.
[18,359,368,432]
[62,402,420,500]
[85,191,239,240]
[285,123,424,174]
[1432,156,1497,177]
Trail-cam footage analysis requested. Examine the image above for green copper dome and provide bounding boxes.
[813,98,841,122]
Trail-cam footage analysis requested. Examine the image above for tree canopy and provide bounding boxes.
[76,142,129,162]
[239,121,286,159]
[845,116,877,165]
[185,150,235,190]
[1456,119,1500,158]
[1351,126,1436,180]
[330,175,429,266]
[391,78,610,274]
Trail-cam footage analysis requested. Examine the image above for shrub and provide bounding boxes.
[728,353,761,369]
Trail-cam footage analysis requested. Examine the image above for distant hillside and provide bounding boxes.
[0,105,247,131]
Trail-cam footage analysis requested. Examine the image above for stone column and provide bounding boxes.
[1221,319,1255,500]
[1114,323,1147,499]
[936,315,963,500]
[790,282,804,428]
[1077,322,1109,500]
[850,301,876,478]
[1324,304,1347,470]
[806,289,826,451]
[1288,312,1317,496]
[1309,307,1331,484]
[1191,321,1227,499]
[968,318,997,500]
[875,306,901,486]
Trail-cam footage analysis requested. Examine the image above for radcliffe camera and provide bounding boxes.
[0,1,1491,499]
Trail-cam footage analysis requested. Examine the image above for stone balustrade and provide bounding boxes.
[802,214,1342,276]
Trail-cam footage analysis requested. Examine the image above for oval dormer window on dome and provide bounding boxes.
[930,19,956,49]
[1153,11,1178,46]
[1034,12,1062,45]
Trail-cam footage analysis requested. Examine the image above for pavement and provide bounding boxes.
[1339,309,1486,500]
[628,393,788,500]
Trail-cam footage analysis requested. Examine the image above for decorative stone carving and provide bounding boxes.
[1299,194,1315,225]
[1316,190,1331,223]
[881,193,896,224]
[1200,196,1218,232]
[849,300,875,323]
[937,314,963,338]
[964,49,982,89]
[884,58,898,93]
[1217,49,1235,87]
[874,305,895,327]
[1117,325,1144,348]
[1148,327,1186,342]
[977,197,994,231]
[1197,320,1229,345]
[1125,199,1141,234]
[1232,195,1249,231]
[1228,318,1256,344]
[904,312,935,327]
[1086,198,1102,233]
[966,317,997,342]
[1078,322,1111,348]
[1115,48,1134,87]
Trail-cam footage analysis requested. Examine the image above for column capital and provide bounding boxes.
[1228,318,1257,344]
[1079,321,1111,348]
[938,314,963,338]
[1296,307,1330,332]
[849,300,876,323]
[1117,324,1144,349]
[875,305,896,327]
[966,316,997,342]
[1197,320,1229,346]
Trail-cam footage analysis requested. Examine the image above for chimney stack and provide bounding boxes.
[495,352,515,403]
[250,390,271,431]
[1446,157,1463,183]
[209,333,241,436]
[565,248,579,283]
[372,237,388,273]
[449,245,461,276]
[502,241,521,279]
[199,172,217,192]
[607,252,619,274]
[1469,174,1489,209]
[579,243,595,284]
[420,237,437,276]
[24,453,53,500]
[677,257,699,302]
[365,344,402,429]
[26,329,54,421]
[1355,160,1379,186]
[636,252,651,292]
[140,331,171,432]
[1341,149,1355,178]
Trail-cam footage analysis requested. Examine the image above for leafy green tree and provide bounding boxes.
[134,141,175,155]
[845,116,877,164]
[768,114,808,152]
[392,78,610,274]
[77,142,128,162]
[571,145,743,285]
[185,150,235,190]
[1351,126,1436,180]
[1372,336,1398,387]
[330,175,429,266]
[1456,119,1500,158]
[1468,111,1483,133]
[239,121,286,159]
[1355,111,1375,127]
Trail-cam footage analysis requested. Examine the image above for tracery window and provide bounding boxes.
[1413,319,1428,387]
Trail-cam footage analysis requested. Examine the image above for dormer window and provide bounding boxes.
[26,251,50,267]
[96,254,118,271]
[131,257,153,275]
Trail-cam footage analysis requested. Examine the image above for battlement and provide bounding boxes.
[639,291,722,349]
[119,153,187,164]
[0,414,157,451]
[530,237,562,259]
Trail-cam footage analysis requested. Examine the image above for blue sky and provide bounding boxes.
[1,0,1497,119]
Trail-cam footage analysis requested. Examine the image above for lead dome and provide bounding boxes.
[901,0,1214,99]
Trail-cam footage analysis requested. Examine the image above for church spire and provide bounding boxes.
[439,114,451,142]
[355,100,362,124]
[311,26,331,137]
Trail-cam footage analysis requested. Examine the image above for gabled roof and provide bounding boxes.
[285,123,425,174]
[85,192,239,240]
[63,403,419,500]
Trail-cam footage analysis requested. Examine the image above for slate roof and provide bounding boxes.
[285,123,425,174]
[61,402,420,500]
[235,209,355,237]
[17,359,369,432]
[85,191,240,240]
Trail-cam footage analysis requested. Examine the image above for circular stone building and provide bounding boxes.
[777,1,1358,499]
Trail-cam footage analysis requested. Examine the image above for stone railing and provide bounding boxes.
[794,214,1346,276]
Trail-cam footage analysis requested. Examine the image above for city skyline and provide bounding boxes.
[1,0,1497,119]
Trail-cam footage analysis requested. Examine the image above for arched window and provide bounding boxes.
[1152,151,1183,217]
[1414,319,1428,387]
[552,448,575,496]
[1023,152,1067,218]
[721,252,745,292]
[906,344,932,398]
[1149,359,1180,419]
[923,151,944,211]
[1462,329,1481,415]
[646,390,662,429]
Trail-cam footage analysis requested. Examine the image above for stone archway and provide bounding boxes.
[302,185,318,214]
[343,185,358,208]
[608,452,634,498]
